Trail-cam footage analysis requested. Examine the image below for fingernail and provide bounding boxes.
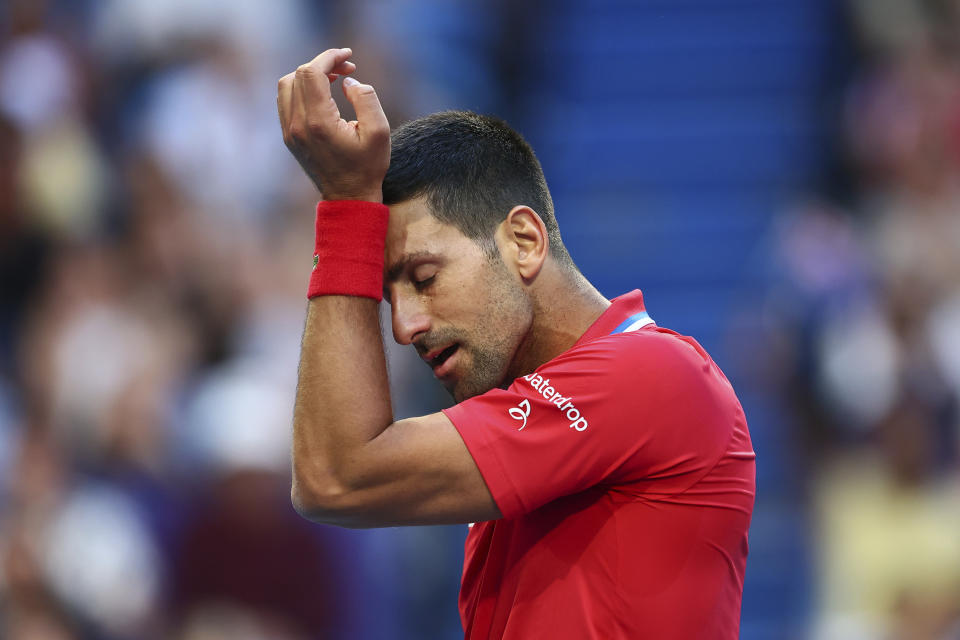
[343,76,359,87]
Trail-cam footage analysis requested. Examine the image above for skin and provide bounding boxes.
[384,197,534,403]
[278,49,609,528]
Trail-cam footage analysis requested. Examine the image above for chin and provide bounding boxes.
[450,373,507,403]
[449,381,473,403]
[446,345,514,402]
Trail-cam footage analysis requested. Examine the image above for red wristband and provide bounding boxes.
[307,200,390,301]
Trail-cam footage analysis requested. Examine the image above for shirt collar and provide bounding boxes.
[574,290,655,347]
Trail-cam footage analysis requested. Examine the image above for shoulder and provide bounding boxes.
[538,327,716,389]
[521,327,738,439]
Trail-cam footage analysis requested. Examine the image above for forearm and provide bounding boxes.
[278,49,502,527]
[291,295,393,512]
[277,48,415,521]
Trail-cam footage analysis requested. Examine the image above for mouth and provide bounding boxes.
[424,343,460,379]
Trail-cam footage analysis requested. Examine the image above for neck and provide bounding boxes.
[506,266,609,381]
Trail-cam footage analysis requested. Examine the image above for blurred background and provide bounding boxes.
[1,0,959,638]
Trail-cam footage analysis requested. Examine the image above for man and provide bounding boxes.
[277,48,756,639]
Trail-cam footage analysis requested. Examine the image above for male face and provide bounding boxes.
[384,197,533,402]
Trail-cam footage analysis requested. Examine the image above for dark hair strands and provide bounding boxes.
[382,111,574,267]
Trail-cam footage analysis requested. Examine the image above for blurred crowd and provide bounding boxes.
[1,1,959,639]
[762,1,960,638]
[0,0,492,638]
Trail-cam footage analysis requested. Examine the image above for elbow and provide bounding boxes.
[290,479,321,521]
[289,451,349,523]
[290,473,369,528]
[290,473,343,522]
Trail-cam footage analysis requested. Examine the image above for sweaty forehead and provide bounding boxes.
[385,197,469,266]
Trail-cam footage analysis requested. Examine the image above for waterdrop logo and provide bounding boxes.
[521,373,589,431]
[509,399,531,430]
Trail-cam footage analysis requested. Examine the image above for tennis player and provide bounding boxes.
[277,48,756,639]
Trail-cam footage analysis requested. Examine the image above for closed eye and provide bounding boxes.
[413,275,436,290]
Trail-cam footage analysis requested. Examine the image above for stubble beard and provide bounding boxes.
[447,261,533,402]
[449,340,512,402]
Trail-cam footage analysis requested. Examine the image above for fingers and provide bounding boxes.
[279,50,354,117]
[307,47,354,75]
[295,50,354,137]
[277,48,390,198]
[285,62,354,115]
[341,77,390,144]
[278,48,389,157]
[296,48,353,107]
[327,60,357,82]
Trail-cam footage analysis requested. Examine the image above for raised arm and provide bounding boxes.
[277,49,500,528]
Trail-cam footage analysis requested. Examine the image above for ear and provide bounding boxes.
[497,205,548,281]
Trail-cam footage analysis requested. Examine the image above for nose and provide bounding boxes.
[391,292,431,345]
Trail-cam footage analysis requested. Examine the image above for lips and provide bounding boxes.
[422,343,460,378]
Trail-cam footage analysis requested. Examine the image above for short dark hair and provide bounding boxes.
[382,111,573,267]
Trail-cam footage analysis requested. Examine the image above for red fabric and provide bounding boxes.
[443,291,756,639]
[307,200,389,301]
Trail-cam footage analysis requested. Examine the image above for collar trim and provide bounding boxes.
[610,311,655,334]
[574,289,654,347]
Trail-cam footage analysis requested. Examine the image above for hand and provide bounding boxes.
[278,48,390,202]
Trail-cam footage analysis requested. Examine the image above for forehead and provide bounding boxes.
[385,197,475,265]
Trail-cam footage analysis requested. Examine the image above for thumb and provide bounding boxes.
[343,77,390,143]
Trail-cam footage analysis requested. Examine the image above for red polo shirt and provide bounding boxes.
[442,290,756,639]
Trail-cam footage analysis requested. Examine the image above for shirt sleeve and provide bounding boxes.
[443,330,737,519]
